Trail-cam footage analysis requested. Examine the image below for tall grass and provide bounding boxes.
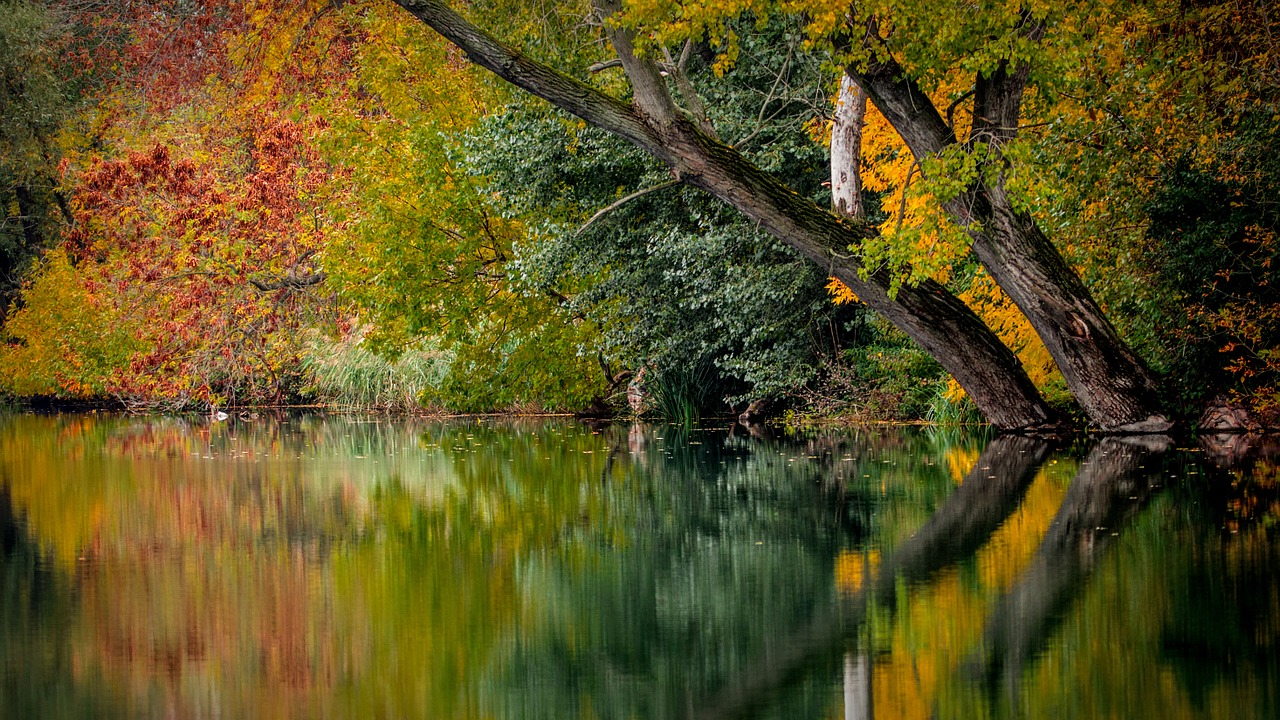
[300,334,450,411]
[649,362,720,425]
[924,386,984,426]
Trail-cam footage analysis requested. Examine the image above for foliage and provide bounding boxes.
[1143,116,1280,418]
[4,0,1278,423]
[0,0,72,312]
[996,0,1280,418]
[463,17,861,412]
[314,1,605,412]
[648,360,720,424]
[62,115,346,406]
[0,248,138,398]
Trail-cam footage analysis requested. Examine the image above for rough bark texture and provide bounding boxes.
[848,46,1170,433]
[830,74,867,219]
[391,0,1056,429]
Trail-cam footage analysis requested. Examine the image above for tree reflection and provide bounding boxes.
[692,434,1051,720]
[2,414,1279,719]
[972,436,1171,700]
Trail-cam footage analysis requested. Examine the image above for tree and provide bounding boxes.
[835,2,1169,431]
[385,0,1177,430]
[460,21,869,414]
[0,0,75,315]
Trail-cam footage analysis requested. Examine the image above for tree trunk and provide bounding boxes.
[830,74,867,220]
[389,0,1057,430]
[968,188,1169,431]
[849,45,1171,432]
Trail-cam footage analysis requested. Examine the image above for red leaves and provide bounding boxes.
[63,109,344,406]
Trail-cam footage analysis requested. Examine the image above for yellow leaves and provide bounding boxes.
[855,88,975,289]
[0,249,140,398]
[957,268,1064,399]
[825,277,859,305]
[779,0,847,43]
[834,549,879,595]
[619,0,758,71]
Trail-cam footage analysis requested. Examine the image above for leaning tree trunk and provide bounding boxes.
[389,0,1057,430]
[848,34,1170,433]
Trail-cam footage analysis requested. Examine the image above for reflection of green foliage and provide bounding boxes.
[3,414,1280,718]
[1161,530,1280,710]
[0,488,129,719]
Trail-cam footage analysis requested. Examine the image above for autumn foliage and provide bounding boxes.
[1,0,1278,421]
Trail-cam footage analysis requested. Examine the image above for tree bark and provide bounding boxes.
[830,74,867,219]
[848,39,1170,432]
[390,0,1056,430]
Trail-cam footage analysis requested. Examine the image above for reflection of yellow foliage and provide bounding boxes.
[944,446,979,485]
[0,414,622,718]
[872,568,985,720]
[976,469,1067,589]
[835,549,880,595]
[862,460,1074,719]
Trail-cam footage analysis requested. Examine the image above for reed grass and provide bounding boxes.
[649,362,720,425]
[300,334,450,411]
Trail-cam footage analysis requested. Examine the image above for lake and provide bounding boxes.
[1,412,1277,718]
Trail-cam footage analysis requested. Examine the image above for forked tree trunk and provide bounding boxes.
[849,44,1171,432]
[389,0,1057,430]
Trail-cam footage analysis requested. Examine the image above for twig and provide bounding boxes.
[588,58,623,72]
[945,89,975,131]
[575,179,680,236]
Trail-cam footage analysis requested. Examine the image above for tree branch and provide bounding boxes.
[592,0,682,127]
[575,179,681,237]
[662,40,717,138]
[393,0,666,158]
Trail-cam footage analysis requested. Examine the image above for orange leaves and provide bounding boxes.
[825,277,859,305]
[958,269,1064,402]
[58,108,346,405]
[848,79,975,290]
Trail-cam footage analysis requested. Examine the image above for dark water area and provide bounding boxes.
[1,412,1278,719]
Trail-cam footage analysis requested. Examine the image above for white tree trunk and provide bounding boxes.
[831,74,867,220]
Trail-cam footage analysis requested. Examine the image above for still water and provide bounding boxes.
[1,412,1277,718]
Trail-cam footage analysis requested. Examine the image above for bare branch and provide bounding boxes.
[662,42,717,138]
[575,179,681,237]
[587,58,622,72]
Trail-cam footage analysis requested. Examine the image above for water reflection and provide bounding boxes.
[0,413,1277,718]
